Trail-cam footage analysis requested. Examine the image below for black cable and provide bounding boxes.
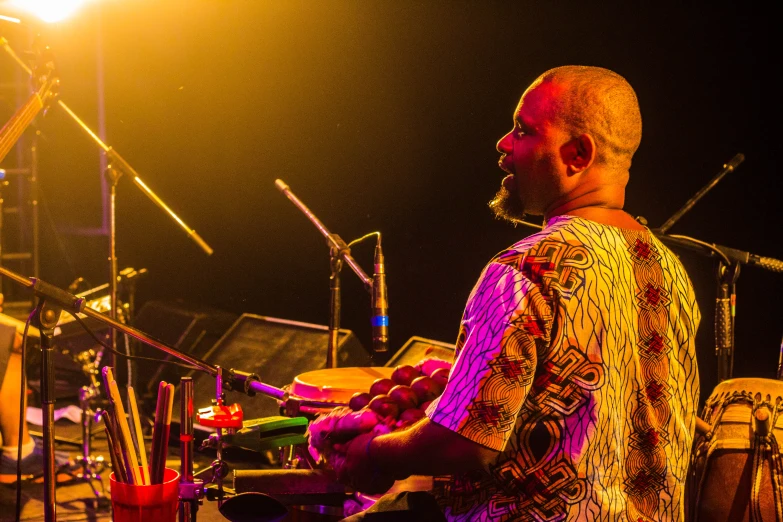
[70,313,200,371]
[666,233,733,266]
[16,307,35,522]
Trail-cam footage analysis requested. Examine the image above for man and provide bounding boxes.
[336,66,700,521]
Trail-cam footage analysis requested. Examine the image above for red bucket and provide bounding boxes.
[110,467,180,522]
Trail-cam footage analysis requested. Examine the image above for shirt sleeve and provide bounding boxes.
[427,261,553,451]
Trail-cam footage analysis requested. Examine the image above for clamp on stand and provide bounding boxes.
[197,367,244,504]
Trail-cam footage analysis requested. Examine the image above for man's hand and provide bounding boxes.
[333,433,396,495]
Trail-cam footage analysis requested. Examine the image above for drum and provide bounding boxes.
[687,378,783,522]
[281,367,394,416]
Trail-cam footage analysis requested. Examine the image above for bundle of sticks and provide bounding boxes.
[99,367,175,485]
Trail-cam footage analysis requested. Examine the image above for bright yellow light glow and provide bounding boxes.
[0,14,23,24]
[7,0,94,23]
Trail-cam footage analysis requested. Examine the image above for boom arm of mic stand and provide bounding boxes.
[275,179,372,291]
[0,266,287,402]
[1,37,212,255]
[657,153,745,234]
[55,101,213,256]
[654,232,783,274]
[81,305,287,400]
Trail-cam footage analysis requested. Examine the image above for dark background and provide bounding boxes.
[2,1,780,407]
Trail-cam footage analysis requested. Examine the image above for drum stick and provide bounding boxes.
[100,367,123,469]
[152,383,174,484]
[101,367,115,397]
[149,381,168,484]
[127,386,150,484]
[159,383,175,481]
[101,367,116,422]
[100,410,127,483]
[109,379,142,485]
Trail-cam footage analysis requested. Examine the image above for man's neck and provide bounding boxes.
[544,184,645,230]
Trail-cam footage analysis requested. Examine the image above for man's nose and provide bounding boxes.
[497,131,513,154]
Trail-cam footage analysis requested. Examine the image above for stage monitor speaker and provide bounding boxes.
[131,299,238,395]
[175,314,371,423]
[385,336,455,368]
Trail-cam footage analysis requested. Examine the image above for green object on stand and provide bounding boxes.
[224,416,309,452]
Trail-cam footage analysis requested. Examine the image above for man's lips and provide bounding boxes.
[498,155,513,174]
[498,155,515,190]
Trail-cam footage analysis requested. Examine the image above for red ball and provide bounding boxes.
[349,392,373,411]
[368,394,400,419]
[391,365,420,386]
[388,385,419,411]
[410,376,442,403]
[369,378,395,397]
[430,367,450,390]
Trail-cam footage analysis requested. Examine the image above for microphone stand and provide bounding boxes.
[1,37,214,371]
[657,153,744,234]
[651,232,783,382]
[0,264,295,522]
[274,179,375,369]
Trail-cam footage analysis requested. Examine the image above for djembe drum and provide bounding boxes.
[687,378,783,522]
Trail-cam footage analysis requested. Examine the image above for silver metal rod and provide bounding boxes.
[179,377,195,522]
[0,264,289,401]
[275,179,372,289]
[1,35,213,256]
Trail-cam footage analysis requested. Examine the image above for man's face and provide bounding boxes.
[490,80,569,221]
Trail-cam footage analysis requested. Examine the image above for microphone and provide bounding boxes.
[371,238,389,353]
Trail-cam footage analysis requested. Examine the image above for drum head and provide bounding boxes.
[709,377,783,400]
[290,367,394,404]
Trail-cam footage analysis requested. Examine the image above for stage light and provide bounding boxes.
[5,0,95,24]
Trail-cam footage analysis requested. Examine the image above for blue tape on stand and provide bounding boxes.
[371,316,389,327]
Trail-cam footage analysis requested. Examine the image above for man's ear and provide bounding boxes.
[561,133,595,175]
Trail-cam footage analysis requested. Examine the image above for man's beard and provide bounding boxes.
[489,185,527,224]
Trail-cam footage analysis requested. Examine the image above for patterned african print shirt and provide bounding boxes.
[426,215,700,521]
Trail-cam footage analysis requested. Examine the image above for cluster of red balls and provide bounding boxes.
[348,363,450,429]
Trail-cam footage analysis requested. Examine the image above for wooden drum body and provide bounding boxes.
[688,378,783,522]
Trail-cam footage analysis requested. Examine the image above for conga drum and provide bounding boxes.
[687,378,783,522]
